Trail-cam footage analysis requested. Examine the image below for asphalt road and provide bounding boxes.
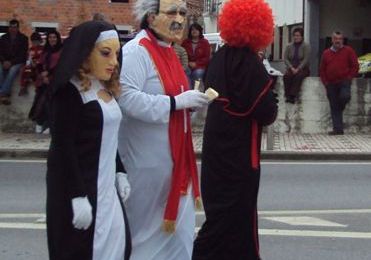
[1,160,371,260]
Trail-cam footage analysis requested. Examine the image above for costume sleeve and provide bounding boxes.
[347,47,359,79]
[11,35,28,65]
[251,89,278,126]
[298,43,311,70]
[50,86,86,198]
[284,45,293,69]
[116,151,126,173]
[250,61,278,126]
[319,52,328,85]
[118,43,171,124]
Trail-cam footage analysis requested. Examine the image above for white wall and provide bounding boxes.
[266,0,303,26]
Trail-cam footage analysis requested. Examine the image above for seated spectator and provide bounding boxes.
[29,30,63,134]
[182,23,210,89]
[18,32,44,96]
[172,42,190,85]
[0,19,28,105]
[283,27,310,103]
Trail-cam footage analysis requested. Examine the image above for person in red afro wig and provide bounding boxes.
[219,0,274,51]
[192,1,278,260]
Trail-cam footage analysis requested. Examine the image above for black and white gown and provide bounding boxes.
[47,78,130,260]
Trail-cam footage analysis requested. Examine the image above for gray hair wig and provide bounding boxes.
[134,0,159,21]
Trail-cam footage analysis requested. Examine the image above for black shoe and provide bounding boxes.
[328,130,344,135]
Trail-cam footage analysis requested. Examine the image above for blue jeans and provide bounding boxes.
[189,68,205,90]
[0,63,22,95]
[326,81,351,132]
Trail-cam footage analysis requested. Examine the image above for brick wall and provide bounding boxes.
[0,0,136,37]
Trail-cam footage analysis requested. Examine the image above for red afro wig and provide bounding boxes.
[218,0,274,51]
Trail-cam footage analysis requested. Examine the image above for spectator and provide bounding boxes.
[92,12,106,22]
[0,19,29,105]
[182,23,210,89]
[320,31,359,135]
[29,30,63,134]
[283,27,310,103]
[172,42,190,83]
[18,32,44,96]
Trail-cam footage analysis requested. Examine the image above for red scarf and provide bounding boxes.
[139,30,201,232]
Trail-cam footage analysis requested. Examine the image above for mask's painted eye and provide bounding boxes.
[166,10,178,16]
[100,50,111,57]
[179,8,187,16]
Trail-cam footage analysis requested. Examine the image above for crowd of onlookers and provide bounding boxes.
[0,18,211,134]
[0,17,362,136]
[0,19,63,134]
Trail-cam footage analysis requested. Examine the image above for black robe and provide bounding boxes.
[46,84,131,260]
[193,46,278,260]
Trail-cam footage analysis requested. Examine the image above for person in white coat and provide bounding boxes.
[118,0,209,259]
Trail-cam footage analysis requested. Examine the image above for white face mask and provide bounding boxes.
[150,0,187,43]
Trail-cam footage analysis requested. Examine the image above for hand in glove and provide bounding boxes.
[116,172,131,203]
[174,90,209,110]
[71,196,93,230]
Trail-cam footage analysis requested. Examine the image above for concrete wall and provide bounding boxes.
[266,0,303,26]
[0,77,35,133]
[1,77,370,134]
[273,77,371,134]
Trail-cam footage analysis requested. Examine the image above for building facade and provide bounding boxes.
[0,0,136,39]
[0,0,204,40]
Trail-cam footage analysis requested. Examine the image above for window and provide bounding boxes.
[110,0,129,3]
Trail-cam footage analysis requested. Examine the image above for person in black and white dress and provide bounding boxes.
[46,21,131,260]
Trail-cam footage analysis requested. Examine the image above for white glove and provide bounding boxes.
[116,172,131,203]
[174,90,209,110]
[71,196,93,230]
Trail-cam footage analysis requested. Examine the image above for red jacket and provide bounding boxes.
[319,45,359,85]
[182,38,211,70]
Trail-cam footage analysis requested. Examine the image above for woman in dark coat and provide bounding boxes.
[46,21,131,260]
[192,0,278,259]
[29,30,63,134]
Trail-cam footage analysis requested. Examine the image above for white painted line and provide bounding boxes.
[258,229,371,239]
[258,209,371,215]
[196,209,371,216]
[0,222,46,230]
[194,228,371,239]
[261,161,371,165]
[0,213,45,219]
[0,159,46,163]
[263,216,347,227]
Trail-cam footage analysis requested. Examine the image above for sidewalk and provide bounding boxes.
[1,131,370,160]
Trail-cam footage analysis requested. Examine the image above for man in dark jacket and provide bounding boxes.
[320,31,359,135]
[0,19,28,104]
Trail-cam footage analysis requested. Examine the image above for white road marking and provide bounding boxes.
[262,161,371,165]
[258,229,371,239]
[0,213,45,218]
[0,222,45,230]
[0,159,46,163]
[196,209,371,216]
[263,216,347,227]
[193,228,371,239]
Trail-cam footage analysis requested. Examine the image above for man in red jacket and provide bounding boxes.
[320,31,359,135]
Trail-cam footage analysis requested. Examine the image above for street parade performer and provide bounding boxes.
[47,21,131,260]
[192,0,278,259]
[117,0,210,259]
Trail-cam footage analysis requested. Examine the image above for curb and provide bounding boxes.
[196,150,371,161]
[1,149,370,161]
